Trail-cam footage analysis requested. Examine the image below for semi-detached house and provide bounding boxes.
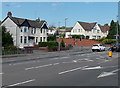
[1,12,48,48]
[65,21,109,39]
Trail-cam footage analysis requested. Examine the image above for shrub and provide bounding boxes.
[39,41,58,51]
[48,41,58,46]
[5,45,17,51]
[48,41,58,51]
[48,46,58,51]
[102,39,116,44]
[61,40,65,47]
[39,42,48,47]
[95,37,106,42]
[68,44,73,47]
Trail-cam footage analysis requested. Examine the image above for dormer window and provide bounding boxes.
[24,27,27,32]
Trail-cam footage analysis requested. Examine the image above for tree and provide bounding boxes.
[58,26,65,29]
[107,20,116,39]
[47,35,56,41]
[1,26,14,47]
[61,40,65,47]
[104,24,109,26]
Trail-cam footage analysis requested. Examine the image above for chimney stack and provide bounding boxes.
[7,12,12,17]
[36,18,40,22]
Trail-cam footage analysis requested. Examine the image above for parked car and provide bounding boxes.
[110,43,120,52]
[92,44,106,52]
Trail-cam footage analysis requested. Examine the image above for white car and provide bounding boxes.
[92,44,106,52]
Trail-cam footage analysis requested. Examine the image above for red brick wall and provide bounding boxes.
[56,38,105,47]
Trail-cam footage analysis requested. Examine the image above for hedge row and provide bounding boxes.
[39,41,58,51]
[39,41,58,47]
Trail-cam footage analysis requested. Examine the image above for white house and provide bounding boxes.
[47,27,56,35]
[66,21,109,39]
[1,12,48,48]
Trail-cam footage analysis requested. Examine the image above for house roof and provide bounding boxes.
[77,21,97,31]
[3,16,46,28]
[98,24,110,33]
[48,27,56,30]
[0,21,1,25]
[65,27,73,32]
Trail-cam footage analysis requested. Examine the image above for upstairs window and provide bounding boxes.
[24,27,27,32]
[24,36,27,44]
[97,30,100,33]
[31,29,33,34]
[33,28,36,34]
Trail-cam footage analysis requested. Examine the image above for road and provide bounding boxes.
[1,49,120,87]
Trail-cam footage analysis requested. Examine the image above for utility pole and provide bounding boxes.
[64,18,68,38]
[65,18,68,29]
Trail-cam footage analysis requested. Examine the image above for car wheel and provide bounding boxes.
[92,49,95,52]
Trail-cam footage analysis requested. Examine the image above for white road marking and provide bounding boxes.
[82,66,102,70]
[25,64,52,70]
[62,62,73,64]
[8,79,35,87]
[96,58,100,59]
[0,73,3,74]
[8,60,16,62]
[50,57,69,60]
[59,66,88,75]
[50,58,59,60]
[53,63,59,65]
[97,69,120,78]
[61,57,69,59]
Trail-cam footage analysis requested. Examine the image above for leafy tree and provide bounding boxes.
[58,26,66,29]
[107,20,117,39]
[61,40,65,47]
[49,25,56,28]
[47,35,56,41]
[104,24,109,26]
[1,26,14,47]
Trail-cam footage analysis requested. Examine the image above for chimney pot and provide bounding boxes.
[7,12,12,17]
[36,18,40,22]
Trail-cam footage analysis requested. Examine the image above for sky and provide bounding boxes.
[1,2,119,27]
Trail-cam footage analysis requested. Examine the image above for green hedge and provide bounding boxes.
[39,42,48,47]
[39,41,58,51]
[48,41,58,51]
[102,39,116,44]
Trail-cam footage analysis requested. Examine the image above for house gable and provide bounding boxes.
[71,22,85,34]
[1,17,18,27]
[21,19,31,27]
[41,23,48,29]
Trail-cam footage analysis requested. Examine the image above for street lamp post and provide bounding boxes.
[58,35,60,51]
